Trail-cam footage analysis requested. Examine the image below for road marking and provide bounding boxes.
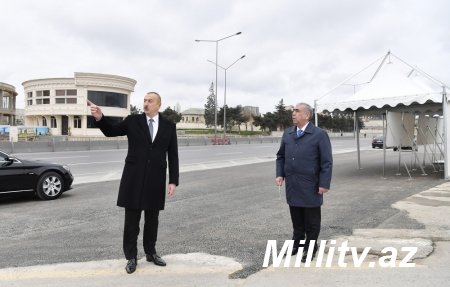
[68,161,123,166]
[216,152,244,155]
[29,156,90,160]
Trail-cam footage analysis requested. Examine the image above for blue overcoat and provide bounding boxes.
[276,123,333,207]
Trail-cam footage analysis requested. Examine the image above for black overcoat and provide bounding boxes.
[95,113,179,210]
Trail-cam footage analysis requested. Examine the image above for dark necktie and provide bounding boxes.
[148,119,154,140]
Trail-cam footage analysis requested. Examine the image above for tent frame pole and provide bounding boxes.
[355,111,361,169]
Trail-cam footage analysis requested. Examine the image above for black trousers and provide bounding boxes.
[123,208,159,260]
[289,205,321,252]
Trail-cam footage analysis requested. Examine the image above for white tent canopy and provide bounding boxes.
[315,51,449,178]
[317,52,444,113]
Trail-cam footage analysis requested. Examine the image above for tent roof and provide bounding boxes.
[316,52,447,113]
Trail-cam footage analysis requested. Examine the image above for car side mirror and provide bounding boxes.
[5,157,15,163]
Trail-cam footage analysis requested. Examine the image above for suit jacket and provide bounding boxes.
[276,123,332,207]
[95,113,179,210]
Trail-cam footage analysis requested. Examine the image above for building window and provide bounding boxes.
[74,116,81,128]
[51,116,57,128]
[2,97,9,109]
[36,90,50,104]
[55,90,65,96]
[42,117,47,126]
[36,98,50,105]
[27,100,33,106]
[55,89,78,104]
[87,90,127,108]
[27,92,33,98]
[36,90,50,97]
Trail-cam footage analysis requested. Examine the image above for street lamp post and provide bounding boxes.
[195,32,242,139]
[207,55,246,137]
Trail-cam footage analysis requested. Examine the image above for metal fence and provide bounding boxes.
[0,136,282,154]
[0,132,356,154]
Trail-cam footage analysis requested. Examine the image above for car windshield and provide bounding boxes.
[0,151,9,160]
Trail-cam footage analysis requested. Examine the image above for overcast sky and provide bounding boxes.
[1,0,449,114]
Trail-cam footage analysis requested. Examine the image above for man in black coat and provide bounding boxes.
[89,92,179,274]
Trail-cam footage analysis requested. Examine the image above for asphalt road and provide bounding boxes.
[9,137,373,185]
[0,140,444,278]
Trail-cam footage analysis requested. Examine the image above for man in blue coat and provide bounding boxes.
[276,102,332,263]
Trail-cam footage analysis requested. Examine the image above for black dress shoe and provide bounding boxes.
[125,258,137,274]
[301,248,318,263]
[146,253,166,266]
[291,247,299,256]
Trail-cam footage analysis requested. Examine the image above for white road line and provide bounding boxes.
[68,161,123,166]
[30,156,90,160]
[215,152,244,155]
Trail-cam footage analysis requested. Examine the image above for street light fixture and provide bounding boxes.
[207,55,246,137]
[195,32,242,139]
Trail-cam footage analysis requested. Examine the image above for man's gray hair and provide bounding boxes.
[296,103,314,120]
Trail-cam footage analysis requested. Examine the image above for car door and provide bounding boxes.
[0,153,36,193]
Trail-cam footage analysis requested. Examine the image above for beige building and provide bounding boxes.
[23,72,136,136]
[178,108,206,129]
[0,82,17,125]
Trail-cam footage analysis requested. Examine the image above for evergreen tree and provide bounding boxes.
[274,99,292,130]
[130,104,141,115]
[253,112,278,132]
[218,105,246,133]
[161,107,182,123]
[204,82,215,128]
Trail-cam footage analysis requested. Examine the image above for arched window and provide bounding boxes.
[42,117,47,126]
[74,116,81,128]
[51,116,57,128]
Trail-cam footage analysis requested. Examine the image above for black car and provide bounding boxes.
[372,135,385,149]
[0,150,73,200]
[371,136,415,151]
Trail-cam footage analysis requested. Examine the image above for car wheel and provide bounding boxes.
[393,147,398,151]
[36,172,64,200]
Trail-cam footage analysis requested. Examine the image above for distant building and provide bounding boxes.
[15,108,24,125]
[23,72,136,136]
[178,108,206,129]
[0,82,17,125]
[175,102,181,113]
[239,106,261,132]
[242,106,260,117]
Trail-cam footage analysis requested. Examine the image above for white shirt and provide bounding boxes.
[146,114,159,141]
[297,122,309,134]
